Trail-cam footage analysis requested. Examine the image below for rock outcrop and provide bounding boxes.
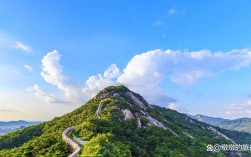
[125,91,147,109]
[97,101,102,119]
[122,109,135,120]
[137,118,142,128]
[207,126,235,143]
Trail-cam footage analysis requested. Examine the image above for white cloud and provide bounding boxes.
[167,102,178,110]
[14,41,32,53]
[38,50,120,104]
[0,34,32,53]
[41,50,65,85]
[24,64,33,71]
[117,49,176,105]
[223,100,251,118]
[117,49,251,105]
[168,8,176,15]
[167,8,187,15]
[27,50,118,104]
[26,84,57,103]
[166,102,187,112]
[103,64,120,79]
[118,49,251,86]
[82,64,120,98]
[29,49,251,107]
[40,50,83,103]
[170,70,212,85]
[118,49,166,86]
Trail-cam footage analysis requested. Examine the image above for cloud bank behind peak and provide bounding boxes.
[28,48,251,106]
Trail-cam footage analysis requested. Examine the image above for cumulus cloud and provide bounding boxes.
[117,49,251,105]
[41,50,65,85]
[14,41,32,53]
[82,64,120,98]
[223,100,251,118]
[167,102,177,110]
[40,50,83,103]
[103,64,120,79]
[166,102,188,112]
[24,64,33,71]
[29,48,251,107]
[37,50,120,104]
[118,49,251,86]
[117,49,177,105]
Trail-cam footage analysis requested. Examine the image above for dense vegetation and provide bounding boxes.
[217,118,251,134]
[0,85,251,156]
[0,124,44,150]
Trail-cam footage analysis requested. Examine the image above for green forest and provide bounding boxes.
[0,85,250,157]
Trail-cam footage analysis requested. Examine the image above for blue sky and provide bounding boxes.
[1,0,251,121]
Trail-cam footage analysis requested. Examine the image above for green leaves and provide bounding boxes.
[1,85,251,156]
[0,123,44,150]
[81,133,132,157]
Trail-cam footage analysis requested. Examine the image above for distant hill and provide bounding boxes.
[0,120,41,135]
[217,118,251,134]
[0,120,41,126]
[188,114,230,126]
[189,114,251,134]
[0,85,250,156]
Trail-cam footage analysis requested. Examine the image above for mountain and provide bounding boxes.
[189,114,251,134]
[0,120,41,135]
[217,118,251,134]
[0,85,251,156]
[0,120,38,126]
[188,114,230,126]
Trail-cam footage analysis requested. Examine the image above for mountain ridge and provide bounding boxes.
[188,114,230,126]
[218,118,251,134]
[189,114,251,134]
[0,120,41,135]
[0,85,251,156]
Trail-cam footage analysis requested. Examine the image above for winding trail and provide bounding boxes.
[62,126,81,157]
[63,101,101,156]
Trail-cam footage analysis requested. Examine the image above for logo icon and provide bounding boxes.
[207,144,214,151]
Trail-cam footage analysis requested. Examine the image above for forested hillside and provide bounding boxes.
[0,85,250,156]
[217,118,251,134]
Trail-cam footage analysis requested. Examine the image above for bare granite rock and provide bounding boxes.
[122,109,135,120]
[137,118,142,128]
[125,91,147,109]
[207,126,235,143]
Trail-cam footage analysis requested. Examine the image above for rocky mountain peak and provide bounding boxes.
[93,85,176,132]
[93,85,150,110]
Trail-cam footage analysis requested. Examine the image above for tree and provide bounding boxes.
[81,133,131,157]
